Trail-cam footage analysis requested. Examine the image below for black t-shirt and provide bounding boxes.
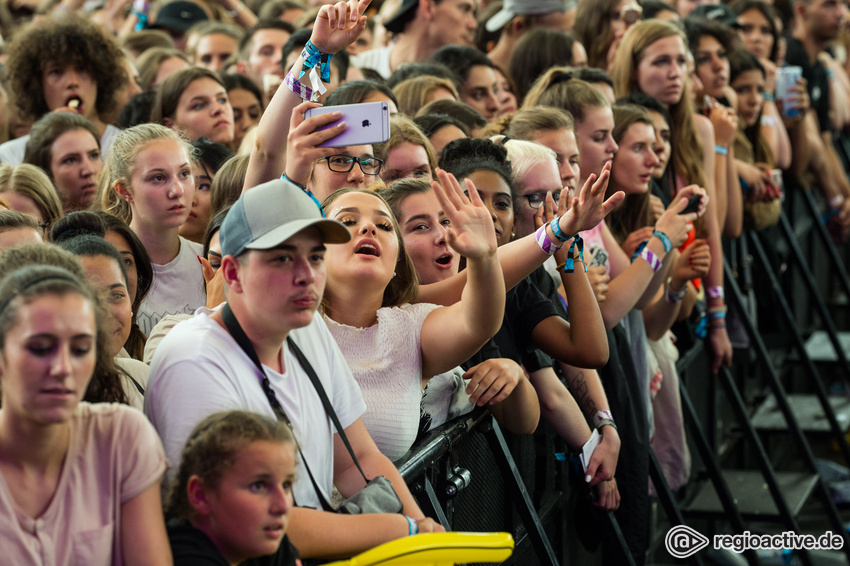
[785,36,831,132]
[168,521,301,566]
[465,276,559,368]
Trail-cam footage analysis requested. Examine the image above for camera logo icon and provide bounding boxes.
[665,525,709,558]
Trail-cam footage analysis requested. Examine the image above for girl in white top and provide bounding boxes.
[321,173,506,460]
[0,264,169,565]
[95,124,206,336]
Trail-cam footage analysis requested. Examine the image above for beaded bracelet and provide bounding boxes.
[708,311,727,321]
[652,230,672,253]
[535,224,562,255]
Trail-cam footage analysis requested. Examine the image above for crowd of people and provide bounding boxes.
[0,0,846,563]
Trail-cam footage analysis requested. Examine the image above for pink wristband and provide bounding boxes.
[707,285,724,300]
[285,71,316,102]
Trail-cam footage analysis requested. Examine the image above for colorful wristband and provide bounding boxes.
[549,216,573,243]
[285,71,316,102]
[707,286,725,300]
[638,247,662,273]
[666,282,687,304]
[593,409,614,427]
[763,92,775,102]
[405,515,419,536]
[561,234,586,273]
[535,224,562,255]
[652,230,672,253]
[715,144,728,156]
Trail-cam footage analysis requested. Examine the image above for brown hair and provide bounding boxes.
[136,47,191,92]
[151,67,227,126]
[321,188,419,309]
[167,410,295,520]
[0,164,64,232]
[373,114,437,181]
[573,0,624,70]
[24,112,101,183]
[392,76,459,117]
[522,68,608,124]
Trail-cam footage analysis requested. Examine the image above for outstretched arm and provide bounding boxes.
[420,170,504,378]
[417,163,623,306]
[244,0,371,190]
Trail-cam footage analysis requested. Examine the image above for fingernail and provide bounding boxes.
[585,475,592,483]
[197,255,202,264]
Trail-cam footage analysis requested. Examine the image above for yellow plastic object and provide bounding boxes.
[321,531,514,566]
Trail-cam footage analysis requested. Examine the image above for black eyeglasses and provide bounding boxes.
[319,155,383,175]
[523,189,563,209]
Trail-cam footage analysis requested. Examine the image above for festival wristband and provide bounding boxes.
[561,235,586,273]
[652,230,672,253]
[535,224,562,255]
[298,40,333,98]
[666,281,687,304]
[285,71,316,102]
[715,145,728,156]
[593,409,614,427]
[549,216,573,243]
[638,247,662,273]
[405,516,419,536]
[707,286,724,300]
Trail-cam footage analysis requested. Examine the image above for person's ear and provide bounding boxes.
[114,180,133,204]
[510,16,528,35]
[220,254,243,293]
[187,475,212,515]
[162,116,174,129]
[419,0,437,20]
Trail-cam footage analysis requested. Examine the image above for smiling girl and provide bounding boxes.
[168,411,301,566]
[95,124,205,337]
[0,264,170,565]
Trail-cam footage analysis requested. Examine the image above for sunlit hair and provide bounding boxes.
[373,114,437,180]
[606,104,655,245]
[321,188,419,309]
[210,154,249,216]
[0,164,64,232]
[0,210,40,233]
[167,410,295,520]
[483,107,574,143]
[0,254,127,405]
[522,69,609,127]
[392,76,459,117]
[94,123,196,224]
[610,20,709,201]
[499,138,557,196]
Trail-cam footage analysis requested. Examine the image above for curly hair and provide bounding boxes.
[5,15,126,121]
[439,137,516,208]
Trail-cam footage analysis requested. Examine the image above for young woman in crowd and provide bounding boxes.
[24,112,103,214]
[392,76,459,118]
[412,113,469,157]
[167,411,300,566]
[610,20,733,374]
[136,47,191,92]
[0,163,63,236]
[320,173,506,461]
[181,139,234,245]
[574,0,642,72]
[95,123,204,337]
[152,68,235,147]
[373,114,437,185]
[0,263,170,564]
[221,74,264,153]
[54,231,149,410]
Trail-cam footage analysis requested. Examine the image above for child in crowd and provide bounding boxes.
[167,411,301,566]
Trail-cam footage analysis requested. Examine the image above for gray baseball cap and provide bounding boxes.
[485,0,570,32]
[220,179,351,258]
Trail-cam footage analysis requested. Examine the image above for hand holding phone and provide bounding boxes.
[304,101,390,147]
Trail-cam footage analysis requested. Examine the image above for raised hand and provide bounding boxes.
[310,0,372,55]
[463,358,523,406]
[621,226,654,259]
[673,239,710,282]
[556,162,625,236]
[284,101,347,186]
[431,168,497,260]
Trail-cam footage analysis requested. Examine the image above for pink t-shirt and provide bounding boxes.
[0,403,166,565]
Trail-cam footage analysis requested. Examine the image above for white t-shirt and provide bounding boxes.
[137,237,205,336]
[145,308,366,509]
[351,45,394,79]
[325,302,440,461]
[0,124,121,165]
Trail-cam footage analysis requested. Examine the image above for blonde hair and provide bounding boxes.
[0,163,63,231]
[522,69,609,126]
[610,20,709,196]
[483,106,575,141]
[392,76,459,118]
[94,123,195,224]
[498,137,557,192]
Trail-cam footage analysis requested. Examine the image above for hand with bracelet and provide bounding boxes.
[671,238,710,290]
[653,184,707,250]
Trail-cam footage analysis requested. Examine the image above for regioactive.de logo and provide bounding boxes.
[666,525,710,558]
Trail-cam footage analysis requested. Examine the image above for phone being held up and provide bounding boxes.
[305,101,391,148]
